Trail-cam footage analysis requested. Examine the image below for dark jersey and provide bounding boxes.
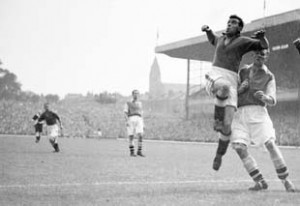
[207,33,264,73]
[38,110,60,126]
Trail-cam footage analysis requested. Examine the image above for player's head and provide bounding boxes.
[44,103,50,111]
[226,14,244,36]
[132,89,139,100]
[253,49,269,64]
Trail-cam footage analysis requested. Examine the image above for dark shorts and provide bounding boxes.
[35,124,43,133]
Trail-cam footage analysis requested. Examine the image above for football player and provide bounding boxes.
[231,49,295,192]
[202,14,269,170]
[38,103,63,152]
[124,90,145,157]
[32,111,43,143]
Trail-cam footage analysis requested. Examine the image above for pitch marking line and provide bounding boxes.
[1,179,298,189]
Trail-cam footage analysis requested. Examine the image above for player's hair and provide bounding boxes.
[255,48,270,57]
[229,14,244,29]
[132,89,139,95]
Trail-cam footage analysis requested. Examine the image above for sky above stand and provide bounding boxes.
[0,0,299,97]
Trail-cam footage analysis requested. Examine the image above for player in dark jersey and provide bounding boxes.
[38,103,63,152]
[202,14,269,171]
[32,111,43,143]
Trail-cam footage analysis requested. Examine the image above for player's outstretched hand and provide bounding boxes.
[293,38,300,53]
[201,25,210,32]
[251,30,265,39]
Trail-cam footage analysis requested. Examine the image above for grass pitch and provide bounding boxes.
[0,135,299,206]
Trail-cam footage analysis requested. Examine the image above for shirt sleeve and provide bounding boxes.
[206,30,219,46]
[238,66,248,83]
[241,37,264,54]
[265,77,277,106]
[38,113,45,122]
[52,112,61,122]
[32,114,38,121]
[124,102,129,114]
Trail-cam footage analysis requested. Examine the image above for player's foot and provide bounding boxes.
[213,154,222,171]
[137,151,145,157]
[283,179,295,192]
[249,180,268,191]
[130,152,136,157]
[35,136,40,143]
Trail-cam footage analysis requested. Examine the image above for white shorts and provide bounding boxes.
[47,124,60,142]
[205,66,238,108]
[231,106,275,147]
[127,115,144,136]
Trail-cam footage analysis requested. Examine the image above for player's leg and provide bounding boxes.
[48,125,60,152]
[53,137,60,152]
[213,134,229,171]
[233,143,268,191]
[213,105,236,170]
[136,117,145,157]
[126,117,136,156]
[265,139,295,192]
[251,108,295,192]
[212,84,235,170]
[136,133,145,157]
[128,135,135,156]
[35,124,42,143]
[212,81,230,132]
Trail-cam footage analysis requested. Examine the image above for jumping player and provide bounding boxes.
[201,14,269,170]
[38,103,63,152]
[124,90,145,157]
[32,111,43,143]
[231,49,295,192]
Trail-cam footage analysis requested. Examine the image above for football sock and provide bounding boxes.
[137,135,143,154]
[214,105,225,122]
[242,155,265,182]
[216,139,229,156]
[129,145,134,155]
[265,140,289,179]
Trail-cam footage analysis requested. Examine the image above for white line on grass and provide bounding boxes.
[117,138,300,150]
[1,179,298,189]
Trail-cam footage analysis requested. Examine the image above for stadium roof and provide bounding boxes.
[155,9,300,61]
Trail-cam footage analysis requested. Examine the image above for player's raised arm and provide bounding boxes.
[251,30,269,49]
[201,25,218,46]
[293,38,300,54]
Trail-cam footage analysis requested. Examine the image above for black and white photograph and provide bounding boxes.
[0,0,299,205]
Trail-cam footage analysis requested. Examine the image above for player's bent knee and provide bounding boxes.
[216,85,229,99]
[265,139,276,150]
[232,142,248,158]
